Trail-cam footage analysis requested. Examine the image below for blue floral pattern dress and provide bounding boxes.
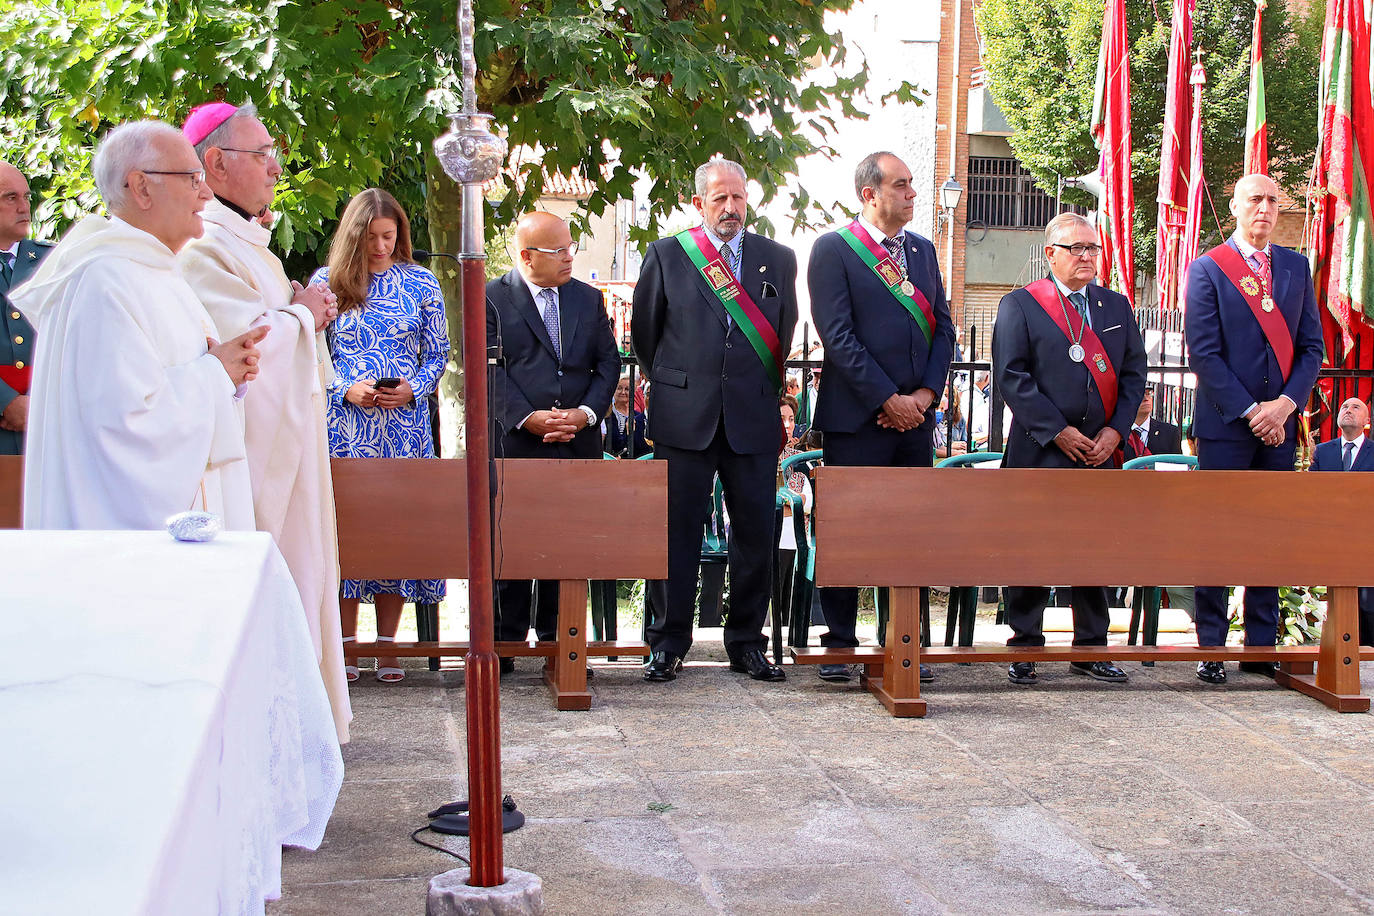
[314,262,450,603]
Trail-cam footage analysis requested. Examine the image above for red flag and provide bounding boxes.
[1091,0,1136,303]
[1244,0,1270,175]
[1308,0,1374,428]
[1156,0,1195,314]
[1181,56,1207,293]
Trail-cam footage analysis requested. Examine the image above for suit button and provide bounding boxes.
[13,336,22,344]
[553,400,562,407]
[9,311,18,320]
[14,360,23,369]
[557,369,563,377]
[721,373,728,381]
[725,342,733,349]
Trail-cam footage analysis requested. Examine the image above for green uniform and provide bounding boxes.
[1,238,51,455]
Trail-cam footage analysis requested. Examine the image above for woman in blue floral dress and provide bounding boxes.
[313,188,449,682]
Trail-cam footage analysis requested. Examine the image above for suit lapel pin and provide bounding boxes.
[27,251,37,260]
[759,265,767,273]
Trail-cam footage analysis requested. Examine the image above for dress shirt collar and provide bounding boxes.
[702,225,742,263]
[859,215,904,248]
[1052,274,1091,302]
[2,241,17,262]
[1341,432,1366,452]
[1229,231,1272,261]
[521,273,560,315]
[1134,418,1151,437]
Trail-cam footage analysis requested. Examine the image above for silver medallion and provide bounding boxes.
[900,279,916,297]
[1068,343,1086,363]
[1262,296,1275,312]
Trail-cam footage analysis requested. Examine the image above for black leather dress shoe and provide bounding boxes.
[499,657,516,675]
[1238,660,1279,678]
[1197,660,1227,684]
[1008,661,1038,685]
[729,648,786,682]
[1071,661,1128,682]
[643,651,683,682]
[920,663,935,683]
[818,663,853,682]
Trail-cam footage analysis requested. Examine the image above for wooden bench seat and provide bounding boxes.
[792,466,1374,717]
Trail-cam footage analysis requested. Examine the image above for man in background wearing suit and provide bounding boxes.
[1122,384,1182,461]
[0,161,51,455]
[993,211,1147,686]
[1310,396,1374,645]
[487,211,620,671]
[808,151,955,684]
[631,158,798,683]
[1185,173,1324,684]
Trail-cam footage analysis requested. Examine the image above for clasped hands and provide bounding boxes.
[876,388,936,432]
[1054,424,1121,467]
[291,280,339,332]
[524,408,588,443]
[1245,397,1293,447]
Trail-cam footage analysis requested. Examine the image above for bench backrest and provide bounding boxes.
[814,466,1374,587]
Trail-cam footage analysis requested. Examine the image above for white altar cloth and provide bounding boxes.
[0,531,344,915]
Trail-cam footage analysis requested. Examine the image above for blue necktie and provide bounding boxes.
[0,251,12,286]
[540,288,561,360]
[1069,291,1089,328]
[1344,441,1356,471]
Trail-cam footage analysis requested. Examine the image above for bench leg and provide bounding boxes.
[1275,585,1369,712]
[865,585,927,717]
[546,579,592,711]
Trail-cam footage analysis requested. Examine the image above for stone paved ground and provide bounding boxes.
[270,629,1374,916]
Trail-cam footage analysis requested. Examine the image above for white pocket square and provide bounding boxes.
[1100,324,1122,332]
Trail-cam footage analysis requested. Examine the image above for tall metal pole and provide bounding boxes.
[435,0,507,888]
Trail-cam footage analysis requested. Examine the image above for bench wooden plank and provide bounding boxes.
[0,456,20,530]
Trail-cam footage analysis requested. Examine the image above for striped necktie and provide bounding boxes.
[539,288,561,360]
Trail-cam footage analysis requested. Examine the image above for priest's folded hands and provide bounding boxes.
[208,325,269,386]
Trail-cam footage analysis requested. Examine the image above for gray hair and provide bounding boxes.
[1045,212,1095,245]
[694,158,747,197]
[92,120,185,212]
[854,151,897,202]
[192,102,259,162]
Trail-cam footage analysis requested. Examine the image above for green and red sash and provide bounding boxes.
[836,220,935,346]
[675,227,783,393]
[1025,279,1119,418]
[1203,243,1293,381]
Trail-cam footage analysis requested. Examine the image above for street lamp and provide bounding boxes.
[939,176,964,226]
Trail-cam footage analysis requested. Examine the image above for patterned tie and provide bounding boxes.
[540,288,561,360]
[722,240,740,278]
[882,236,908,279]
[1344,441,1356,471]
[1129,425,1151,458]
[1069,291,1090,328]
[1248,249,1272,289]
[0,251,11,287]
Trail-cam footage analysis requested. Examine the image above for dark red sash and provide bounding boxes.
[1203,243,1293,382]
[1024,279,1119,419]
[0,365,31,395]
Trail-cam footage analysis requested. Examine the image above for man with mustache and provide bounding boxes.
[808,151,955,684]
[0,161,51,455]
[631,158,798,683]
[1185,173,1324,684]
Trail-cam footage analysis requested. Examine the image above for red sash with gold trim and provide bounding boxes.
[1024,279,1119,419]
[0,365,31,395]
[1203,243,1293,382]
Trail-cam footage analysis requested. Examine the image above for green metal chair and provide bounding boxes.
[1121,453,1198,659]
[774,449,822,653]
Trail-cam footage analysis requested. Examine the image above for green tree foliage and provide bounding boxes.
[974,0,1321,274]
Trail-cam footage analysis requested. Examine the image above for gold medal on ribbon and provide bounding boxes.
[1262,296,1275,312]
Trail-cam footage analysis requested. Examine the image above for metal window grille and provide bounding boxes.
[967,157,1061,230]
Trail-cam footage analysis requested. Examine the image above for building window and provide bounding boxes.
[966,157,1060,230]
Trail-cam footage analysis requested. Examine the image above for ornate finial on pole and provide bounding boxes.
[433,0,508,891]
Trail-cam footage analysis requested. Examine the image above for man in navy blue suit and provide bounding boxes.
[1310,396,1374,645]
[1185,173,1324,684]
[1122,384,1183,461]
[487,212,621,669]
[809,151,955,683]
[631,158,799,684]
[993,212,1147,686]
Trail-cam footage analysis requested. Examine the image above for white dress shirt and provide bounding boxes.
[518,276,597,431]
[1340,433,1367,468]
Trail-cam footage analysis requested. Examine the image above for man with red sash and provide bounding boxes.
[1184,173,1323,684]
[0,161,50,455]
[993,212,1146,686]
[809,151,956,684]
[631,158,798,683]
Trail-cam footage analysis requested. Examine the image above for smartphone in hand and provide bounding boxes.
[374,377,402,389]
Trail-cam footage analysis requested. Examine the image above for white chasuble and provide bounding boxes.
[12,215,255,532]
[180,200,351,743]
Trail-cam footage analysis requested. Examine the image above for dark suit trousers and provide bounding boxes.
[495,579,559,644]
[1004,586,1110,647]
[818,424,933,648]
[1194,436,1296,646]
[650,425,777,658]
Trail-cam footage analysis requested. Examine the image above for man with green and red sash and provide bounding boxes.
[993,212,1146,687]
[631,158,798,684]
[1184,173,1323,685]
[809,151,956,684]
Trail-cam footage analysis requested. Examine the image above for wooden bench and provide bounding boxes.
[332,457,665,710]
[0,455,665,711]
[792,467,1374,717]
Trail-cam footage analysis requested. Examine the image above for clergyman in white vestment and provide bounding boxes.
[11,121,266,531]
[178,101,352,742]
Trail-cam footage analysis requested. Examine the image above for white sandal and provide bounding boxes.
[342,636,360,683]
[375,635,404,683]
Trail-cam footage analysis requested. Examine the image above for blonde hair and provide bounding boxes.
[326,188,414,312]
